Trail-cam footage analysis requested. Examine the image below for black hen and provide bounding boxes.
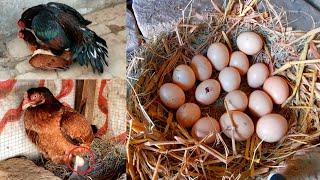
[18,2,108,73]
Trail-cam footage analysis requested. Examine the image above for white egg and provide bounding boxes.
[207,43,229,71]
[219,111,254,141]
[225,90,248,111]
[237,32,263,55]
[176,103,201,128]
[229,51,249,75]
[159,83,185,109]
[191,54,213,81]
[195,79,221,105]
[218,67,241,92]
[247,63,269,88]
[256,113,288,143]
[172,64,196,91]
[248,90,273,117]
[263,76,289,105]
[191,116,220,144]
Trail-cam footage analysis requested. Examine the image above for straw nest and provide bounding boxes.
[42,138,126,180]
[127,0,320,179]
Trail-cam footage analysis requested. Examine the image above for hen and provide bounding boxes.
[22,87,96,165]
[18,2,108,73]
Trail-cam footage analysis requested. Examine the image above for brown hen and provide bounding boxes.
[22,87,95,165]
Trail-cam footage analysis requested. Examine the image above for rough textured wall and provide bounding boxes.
[0,0,124,38]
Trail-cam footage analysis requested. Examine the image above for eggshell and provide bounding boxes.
[191,116,220,144]
[263,76,289,104]
[237,32,263,55]
[219,111,254,141]
[176,103,201,128]
[207,42,229,71]
[229,51,249,75]
[218,67,241,92]
[256,113,288,143]
[247,63,269,88]
[225,90,248,111]
[248,90,273,117]
[172,64,196,91]
[159,83,185,109]
[191,54,213,81]
[195,79,221,105]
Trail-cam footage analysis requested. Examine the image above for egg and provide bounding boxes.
[256,113,288,143]
[225,90,248,111]
[219,111,254,141]
[248,90,273,117]
[247,63,269,88]
[237,32,263,55]
[191,116,220,144]
[191,54,213,81]
[263,76,289,104]
[159,83,185,109]
[207,42,229,71]
[195,79,221,105]
[172,64,196,91]
[229,51,249,75]
[218,67,241,92]
[176,103,201,128]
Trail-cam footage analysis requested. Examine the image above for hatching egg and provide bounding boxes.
[219,111,254,141]
[256,113,288,143]
[207,42,229,71]
[159,83,185,109]
[176,103,201,128]
[195,79,221,105]
[191,116,220,144]
[225,90,248,111]
[248,90,273,117]
[237,32,263,55]
[172,64,196,91]
[263,76,289,104]
[229,51,249,75]
[218,67,241,92]
[247,63,269,88]
[191,54,213,81]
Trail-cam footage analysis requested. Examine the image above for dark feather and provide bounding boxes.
[47,2,91,26]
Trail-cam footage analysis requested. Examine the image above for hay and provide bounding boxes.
[127,0,320,179]
[43,138,126,180]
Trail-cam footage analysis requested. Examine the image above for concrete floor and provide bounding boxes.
[0,3,126,79]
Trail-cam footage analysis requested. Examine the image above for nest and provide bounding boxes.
[42,138,126,180]
[127,0,320,179]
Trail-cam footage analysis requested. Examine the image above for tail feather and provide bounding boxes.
[72,28,108,73]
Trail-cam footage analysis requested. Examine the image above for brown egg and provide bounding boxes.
[225,90,248,111]
[256,113,288,143]
[207,42,230,71]
[229,51,249,75]
[247,63,269,88]
[248,90,273,117]
[191,116,220,144]
[195,79,221,105]
[159,83,185,109]
[237,32,263,55]
[172,64,196,91]
[219,111,254,141]
[263,76,289,104]
[176,103,201,128]
[191,54,213,81]
[218,67,241,92]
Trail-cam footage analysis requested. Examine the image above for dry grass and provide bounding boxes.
[127,0,320,179]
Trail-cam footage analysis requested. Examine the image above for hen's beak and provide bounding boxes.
[22,92,32,110]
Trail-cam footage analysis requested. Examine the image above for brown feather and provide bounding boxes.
[29,53,72,70]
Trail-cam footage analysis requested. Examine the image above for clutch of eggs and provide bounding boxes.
[158,31,290,144]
